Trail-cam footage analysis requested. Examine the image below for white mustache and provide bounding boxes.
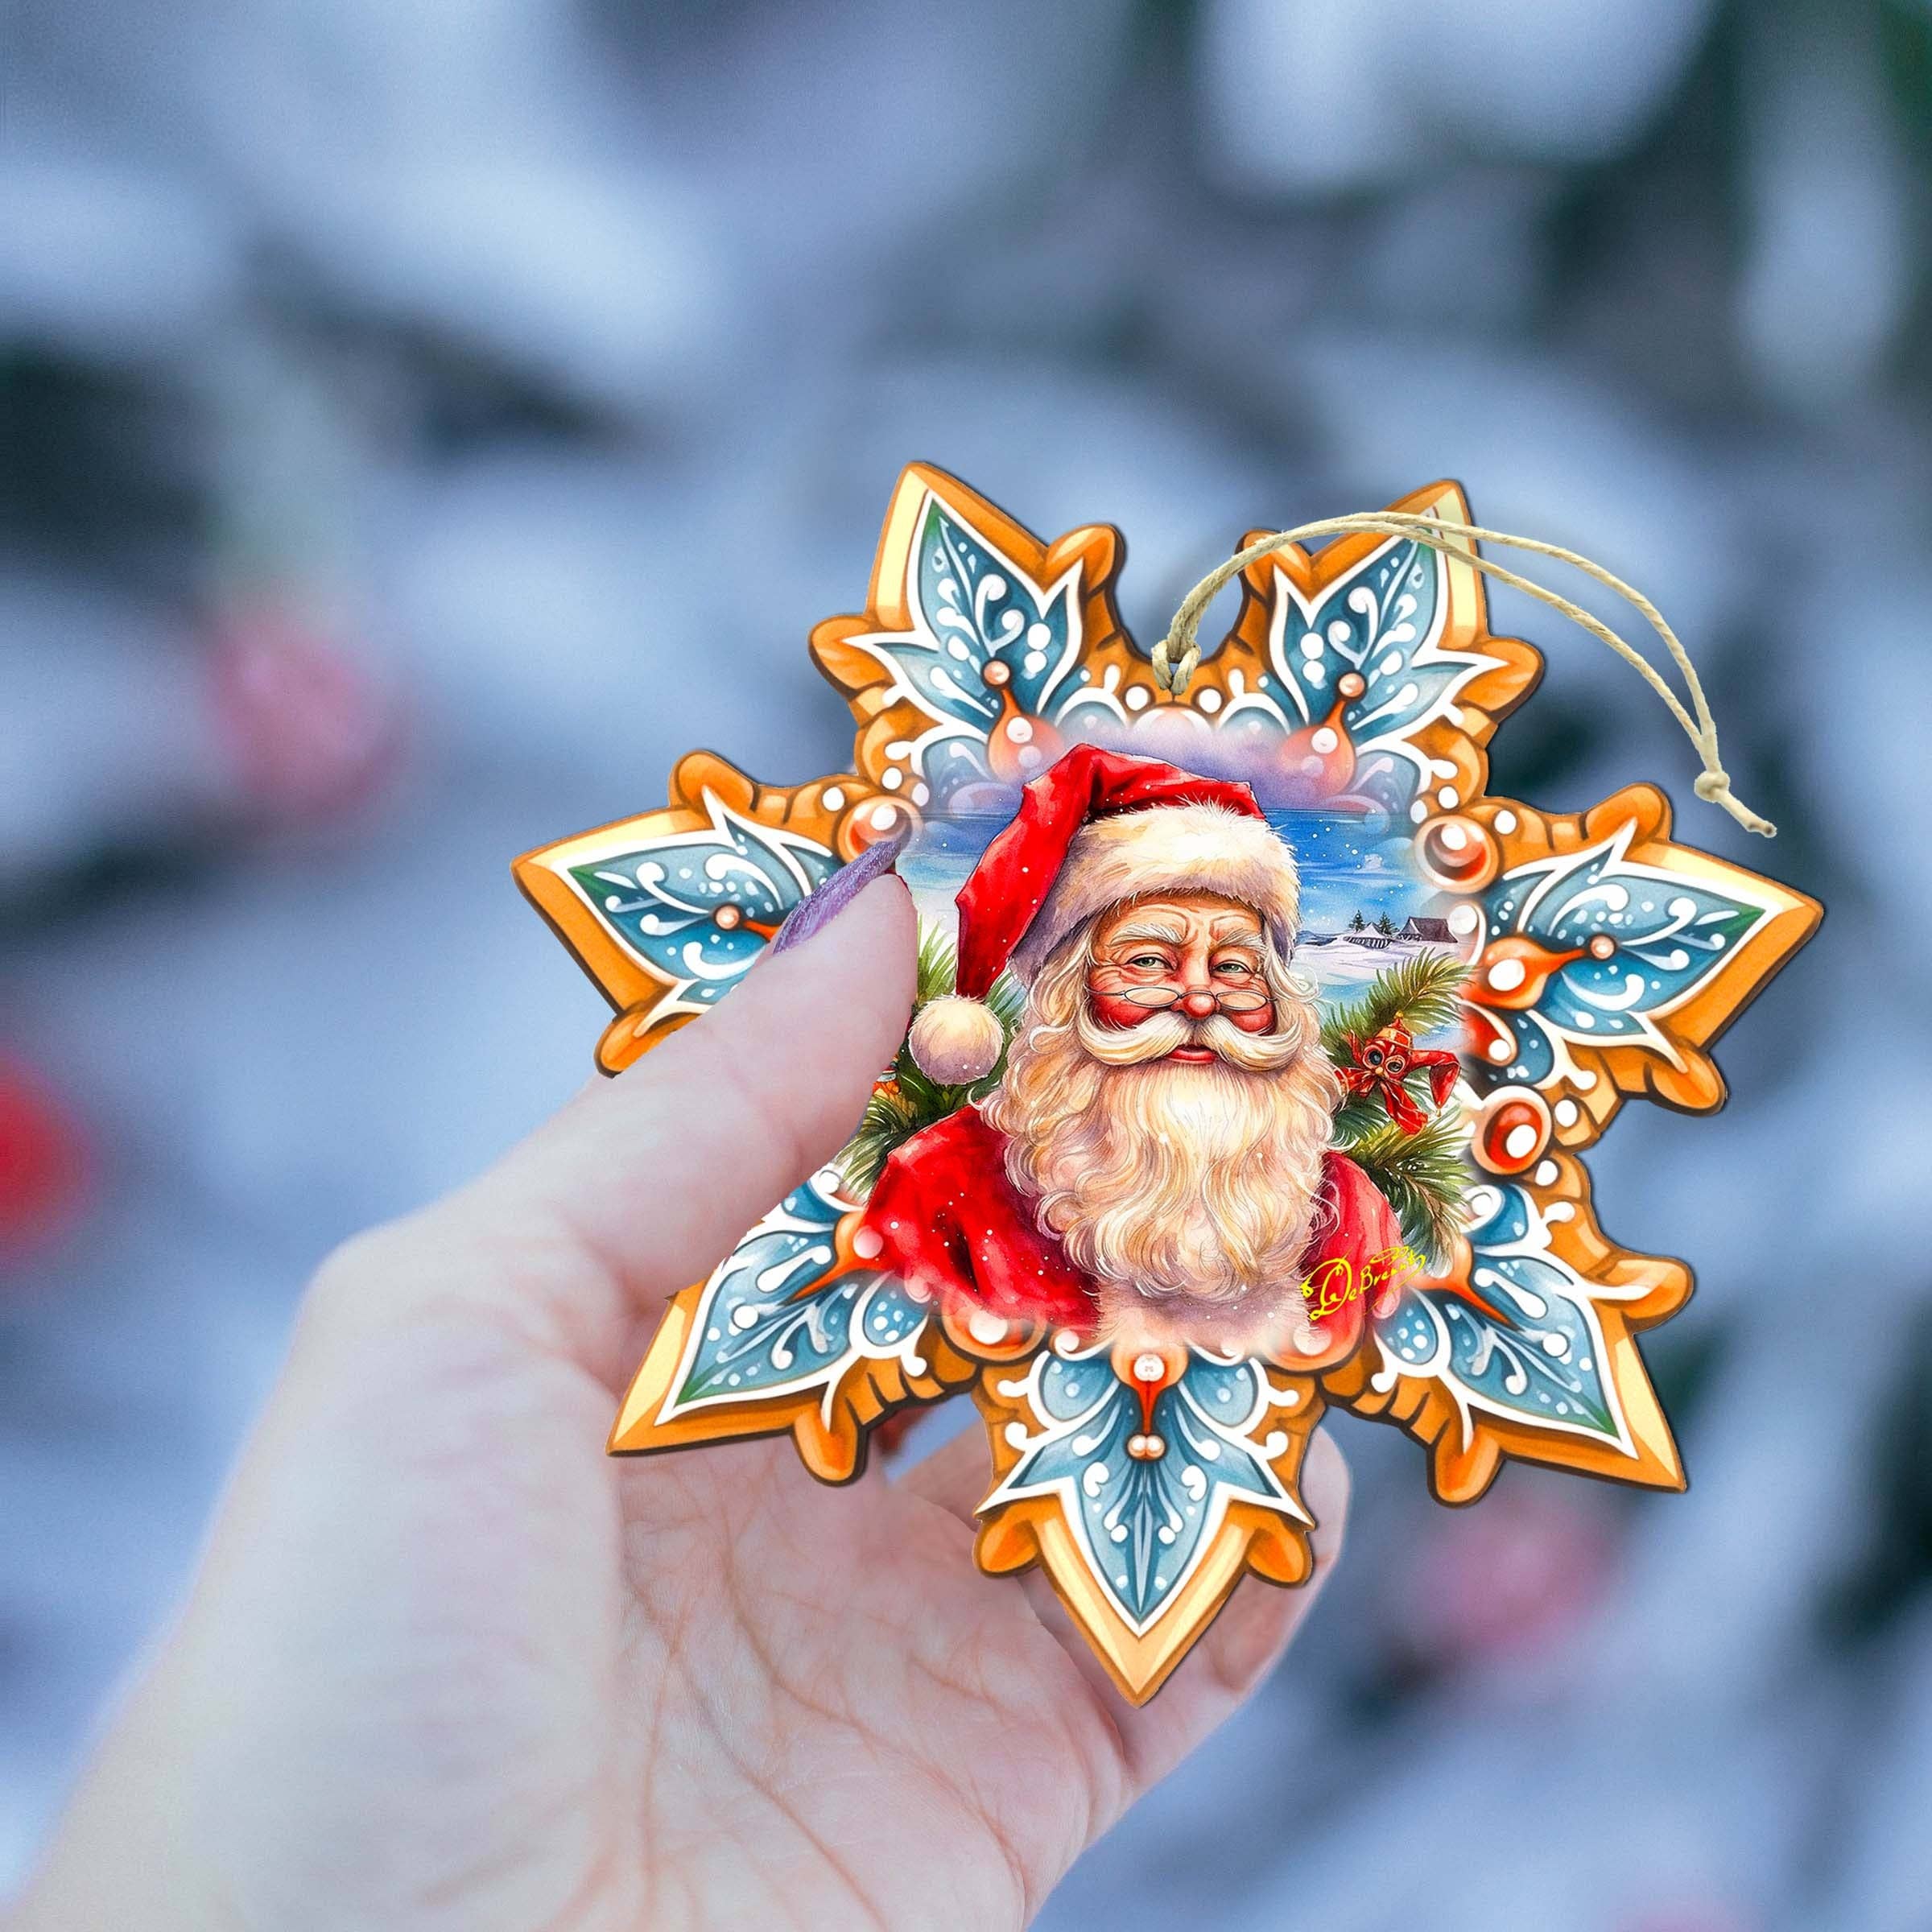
[1073,1005,1305,1072]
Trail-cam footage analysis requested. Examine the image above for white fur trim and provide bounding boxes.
[1010,803,1299,982]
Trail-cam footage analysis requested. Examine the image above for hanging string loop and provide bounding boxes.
[1151,512,1774,837]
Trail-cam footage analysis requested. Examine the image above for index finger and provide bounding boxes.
[499,873,916,1304]
[312,873,916,1384]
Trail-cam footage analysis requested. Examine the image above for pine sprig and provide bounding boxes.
[1322,950,1473,1262]
[1338,1110,1469,1265]
[914,923,960,1006]
[1330,1092,1395,1141]
[840,1084,927,1197]
[1318,948,1468,1063]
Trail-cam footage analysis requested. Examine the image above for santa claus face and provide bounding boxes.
[1084,894,1278,1058]
[983,893,1343,1333]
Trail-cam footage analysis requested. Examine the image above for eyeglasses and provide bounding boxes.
[1092,984,1274,1015]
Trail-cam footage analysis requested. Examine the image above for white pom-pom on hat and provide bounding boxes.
[907,995,1005,1085]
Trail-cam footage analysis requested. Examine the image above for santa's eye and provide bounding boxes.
[1212,956,1257,978]
[1124,952,1173,972]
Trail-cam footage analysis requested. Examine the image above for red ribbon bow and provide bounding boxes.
[1339,1021,1459,1134]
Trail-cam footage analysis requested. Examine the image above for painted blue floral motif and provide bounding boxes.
[1373,1179,1627,1449]
[659,1169,931,1417]
[568,790,835,1021]
[1476,820,1769,1088]
[1191,535,1476,808]
[987,1344,1311,1629]
[843,496,1084,807]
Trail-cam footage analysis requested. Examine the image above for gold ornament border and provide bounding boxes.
[809,464,1144,794]
[1321,1150,1691,1505]
[972,1354,1327,1702]
[606,1290,983,1483]
[518,464,1821,1699]
[1216,477,1546,811]
[516,751,892,1074]
[1455,786,1823,1144]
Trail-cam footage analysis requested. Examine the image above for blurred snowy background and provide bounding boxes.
[3,1,1927,1925]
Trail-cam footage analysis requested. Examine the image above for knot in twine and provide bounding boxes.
[1151,512,1775,838]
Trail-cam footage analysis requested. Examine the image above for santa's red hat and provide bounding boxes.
[907,744,1302,1083]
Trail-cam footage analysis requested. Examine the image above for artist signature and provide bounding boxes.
[1298,1244,1427,1320]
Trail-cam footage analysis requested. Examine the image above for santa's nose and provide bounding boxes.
[1180,989,1220,1018]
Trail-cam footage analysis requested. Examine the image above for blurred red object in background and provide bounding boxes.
[0,1052,90,1260]
[1388,1485,1620,1674]
[206,598,403,826]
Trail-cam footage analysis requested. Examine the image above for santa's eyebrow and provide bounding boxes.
[1208,913,1264,939]
[1104,919,1188,948]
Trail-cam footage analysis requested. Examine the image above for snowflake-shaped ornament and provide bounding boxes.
[516,465,1820,1702]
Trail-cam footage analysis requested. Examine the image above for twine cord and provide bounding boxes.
[1150,512,1775,838]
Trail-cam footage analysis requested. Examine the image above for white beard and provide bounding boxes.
[982,947,1341,1334]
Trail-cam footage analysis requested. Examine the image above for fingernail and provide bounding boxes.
[769,823,911,955]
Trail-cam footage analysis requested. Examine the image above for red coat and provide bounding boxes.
[860,1104,1405,1351]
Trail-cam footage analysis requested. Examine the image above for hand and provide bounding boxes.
[19,877,1348,1932]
